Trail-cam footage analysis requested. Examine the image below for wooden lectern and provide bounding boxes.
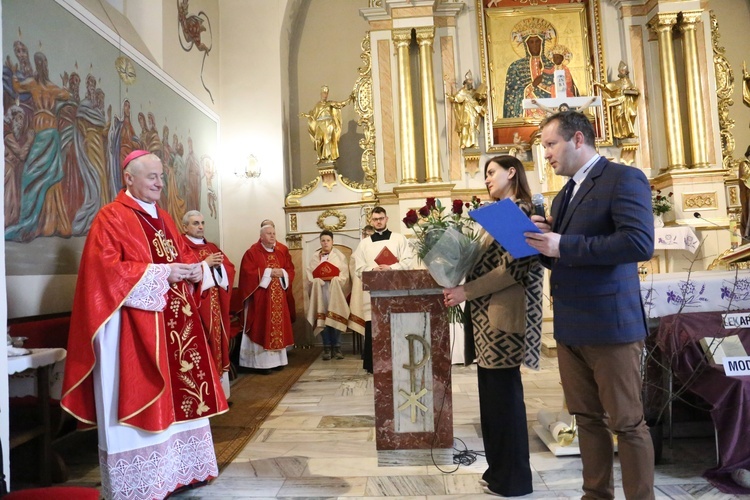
[362,270,453,450]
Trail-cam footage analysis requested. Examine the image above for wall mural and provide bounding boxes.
[3,0,220,277]
[177,0,214,103]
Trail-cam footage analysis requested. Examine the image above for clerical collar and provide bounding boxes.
[371,229,391,242]
[262,243,275,252]
[125,190,157,218]
[186,235,205,244]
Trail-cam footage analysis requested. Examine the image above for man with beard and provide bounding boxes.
[4,105,33,227]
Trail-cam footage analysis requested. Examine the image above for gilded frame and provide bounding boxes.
[476,0,610,151]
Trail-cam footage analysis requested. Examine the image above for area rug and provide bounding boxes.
[211,347,322,471]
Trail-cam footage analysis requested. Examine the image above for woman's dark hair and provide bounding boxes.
[483,155,532,204]
[320,230,334,239]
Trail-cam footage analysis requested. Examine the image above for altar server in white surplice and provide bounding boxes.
[351,206,415,373]
[306,230,351,361]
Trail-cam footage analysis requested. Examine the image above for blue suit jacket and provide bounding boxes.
[545,157,654,346]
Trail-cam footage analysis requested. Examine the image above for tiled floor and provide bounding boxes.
[64,351,742,499]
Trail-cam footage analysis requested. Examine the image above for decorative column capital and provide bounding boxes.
[677,10,703,32]
[414,26,435,46]
[392,28,412,47]
[647,12,678,33]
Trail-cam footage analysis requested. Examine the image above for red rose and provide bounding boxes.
[418,205,431,218]
[425,197,437,210]
[402,209,419,228]
[452,199,464,215]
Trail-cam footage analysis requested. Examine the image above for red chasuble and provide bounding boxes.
[182,235,237,374]
[62,191,228,432]
[238,240,296,350]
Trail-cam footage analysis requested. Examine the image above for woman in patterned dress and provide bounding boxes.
[443,155,544,497]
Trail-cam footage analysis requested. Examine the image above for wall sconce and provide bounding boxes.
[235,154,261,179]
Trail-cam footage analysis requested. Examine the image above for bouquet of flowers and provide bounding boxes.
[651,186,673,216]
[403,197,483,322]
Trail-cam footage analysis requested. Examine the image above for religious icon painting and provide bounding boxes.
[477,0,612,151]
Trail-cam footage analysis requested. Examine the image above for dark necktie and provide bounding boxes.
[554,178,576,232]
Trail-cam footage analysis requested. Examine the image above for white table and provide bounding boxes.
[654,226,699,254]
[7,347,66,485]
[8,348,66,399]
[640,269,750,319]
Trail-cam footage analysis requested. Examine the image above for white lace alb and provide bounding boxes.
[123,264,171,311]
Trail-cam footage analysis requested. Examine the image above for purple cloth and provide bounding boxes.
[656,311,750,494]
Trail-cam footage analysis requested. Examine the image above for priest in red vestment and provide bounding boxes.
[182,209,236,397]
[238,220,296,371]
[61,150,228,500]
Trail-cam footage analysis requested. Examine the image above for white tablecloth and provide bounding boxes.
[654,226,699,253]
[640,270,750,319]
[7,348,66,400]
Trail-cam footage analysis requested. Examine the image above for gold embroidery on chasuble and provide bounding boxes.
[133,212,219,421]
[196,246,224,369]
[265,253,286,350]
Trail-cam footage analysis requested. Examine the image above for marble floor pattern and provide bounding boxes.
[65,349,741,499]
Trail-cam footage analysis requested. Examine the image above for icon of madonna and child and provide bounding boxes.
[502,17,579,120]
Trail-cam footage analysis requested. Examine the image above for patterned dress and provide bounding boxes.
[467,236,544,370]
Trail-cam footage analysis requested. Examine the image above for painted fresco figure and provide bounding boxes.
[71,74,108,234]
[5,51,72,242]
[3,40,34,120]
[185,137,201,212]
[4,105,33,228]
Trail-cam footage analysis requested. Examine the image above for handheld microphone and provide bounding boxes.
[531,193,546,218]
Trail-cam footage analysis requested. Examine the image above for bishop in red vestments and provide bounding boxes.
[61,151,227,500]
[238,221,296,370]
[182,209,236,397]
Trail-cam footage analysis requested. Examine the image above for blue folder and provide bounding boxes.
[469,198,541,258]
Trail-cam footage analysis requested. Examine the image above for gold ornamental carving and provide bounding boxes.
[289,214,298,232]
[711,11,739,176]
[286,234,302,250]
[317,209,347,232]
[727,184,741,210]
[353,33,377,189]
[286,178,319,207]
[683,192,717,210]
[463,151,480,177]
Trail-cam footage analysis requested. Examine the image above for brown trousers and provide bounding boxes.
[558,341,655,500]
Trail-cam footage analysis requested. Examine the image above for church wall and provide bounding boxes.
[161,0,220,113]
[217,0,290,267]
[289,0,369,188]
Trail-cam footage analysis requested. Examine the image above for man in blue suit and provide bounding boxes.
[526,111,655,499]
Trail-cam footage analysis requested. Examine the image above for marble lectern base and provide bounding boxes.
[362,270,453,451]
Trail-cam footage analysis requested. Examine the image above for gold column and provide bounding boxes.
[392,28,417,184]
[678,11,709,169]
[415,26,441,183]
[648,14,686,171]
